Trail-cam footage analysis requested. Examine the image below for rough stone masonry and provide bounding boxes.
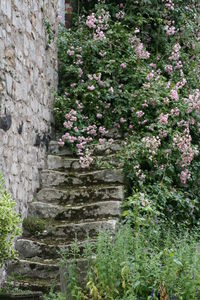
[0,0,58,219]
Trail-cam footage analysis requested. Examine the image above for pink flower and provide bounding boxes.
[70,83,76,88]
[86,13,97,29]
[136,111,144,118]
[149,63,156,69]
[94,29,106,41]
[88,85,95,91]
[165,0,174,10]
[165,25,176,36]
[78,68,83,78]
[97,113,102,119]
[165,64,173,75]
[120,63,127,69]
[109,87,114,94]
[158,113,169,125]
[99,138,106,145]
[180,170,191,185]
[134,28,140,34]
[58,139,64,146]
[116,11,125,20]
[67,49,75,56]
[135,43,150,59]
[99,126,108,136]
[65,113,71,120]
[64,121,73,129]
[146,71,154,81]
[120,117,126,124]
[170,89,179,101]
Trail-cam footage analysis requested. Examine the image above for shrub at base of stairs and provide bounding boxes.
[0,173,21,267]
[57,225,200,300]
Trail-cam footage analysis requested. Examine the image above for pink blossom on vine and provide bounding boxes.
[116,11,125,20]
[180,169,191,185]
[88,85,95,91]
[67,49,75,56]
[170,89,179,101]
[97,113,102,119]
[165,64,173,75]
[120,117,126,124]
[120,62,127,69]
[158,113,169,125]
[86,13,97,28]
[58,139,65,146]
[136,111,144,118]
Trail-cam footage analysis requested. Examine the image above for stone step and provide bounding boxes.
[49,140,73,156]
[47,154,122,171]
[49,139,122,157]
[29,201,121,221]
[7,259,60,281]
[7,278,60,293]
[15,238,95,260]
[23,219,118,242]
[36,185,124,206]
[41,169,124,188]
[7,258,88,291]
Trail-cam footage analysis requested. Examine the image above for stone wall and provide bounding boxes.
[0,0,58,218]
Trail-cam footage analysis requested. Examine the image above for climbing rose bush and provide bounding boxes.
[55,0,200,225]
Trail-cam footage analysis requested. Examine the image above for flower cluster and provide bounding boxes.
[130,36,150,60]
[56,0,200,208]
[165,0,175,11]
[184,90,200,114]
[142,136,161,161]
[173,128,199,184]
[86,8,110,41]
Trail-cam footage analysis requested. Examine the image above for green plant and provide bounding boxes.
[60,225,200,300]
[43,288,66,300]
[23,217,46,235]
[55,0,200,225]
[0,173,21,266]
[44,18,55,46]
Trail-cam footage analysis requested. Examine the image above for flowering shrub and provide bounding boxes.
[55,0,200,225]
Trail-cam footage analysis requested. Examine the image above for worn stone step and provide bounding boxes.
[49,139,122,157]
[29,201,121,221]
[7,278,60,293]
[36,185,124,206]
[7,257,88,287]
[49,140,73,156]
[23,219,118,242]
[7,259,60,281]
[15,238,95,260]
[47,154,122,171]
[41,169,124,188]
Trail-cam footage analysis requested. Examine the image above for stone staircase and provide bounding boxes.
[6,139,125,293]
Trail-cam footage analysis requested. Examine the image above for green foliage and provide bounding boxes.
[43,288,66,300]
[23,217,46,235]
[0,174,21,266]
[60,225,200,300]
[44,18,55,46]
[122,183,200,228]
[54,2,200,298]
[55,0,200,226]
